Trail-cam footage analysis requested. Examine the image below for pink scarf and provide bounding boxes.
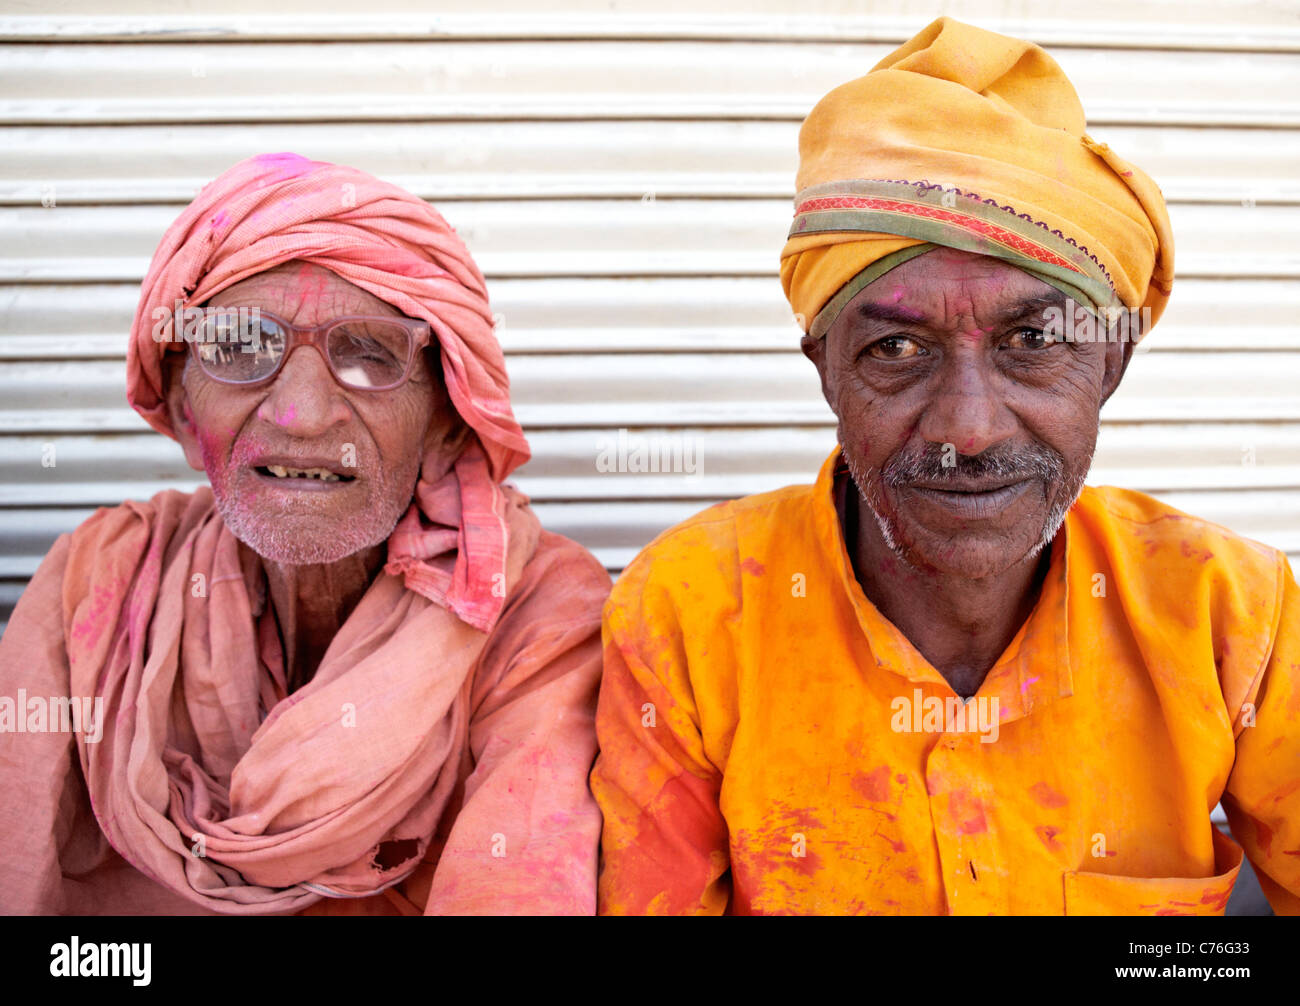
[6,154,602,912]
[127,152,529,633]
[67,485,540,911]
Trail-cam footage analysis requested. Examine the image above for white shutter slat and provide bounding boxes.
[1,41,1296,127]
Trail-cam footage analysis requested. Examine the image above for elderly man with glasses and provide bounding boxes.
[0,153,611,916]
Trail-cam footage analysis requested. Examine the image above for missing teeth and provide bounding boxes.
[259,464,352,482]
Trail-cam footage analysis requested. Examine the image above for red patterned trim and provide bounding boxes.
[790,178,1117,293]
[794,194,1077,273]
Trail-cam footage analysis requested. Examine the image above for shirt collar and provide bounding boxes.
[812,446,1074,724]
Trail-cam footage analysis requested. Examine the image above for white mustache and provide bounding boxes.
[880,443,1065,488]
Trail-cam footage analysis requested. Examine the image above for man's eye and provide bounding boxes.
[1004,327,1056,350]
[866,335,923,360]
[340,335,395,362]
[199,343,239,366]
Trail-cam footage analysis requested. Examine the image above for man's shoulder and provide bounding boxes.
[1073,484,1288,595]
[64,487,207,547]
[4,488,208,647]
[626,481,817,568]
[501,484,612,619]
[522,527,614,616]
[1078,485,1284,561]
[607,480,819,613]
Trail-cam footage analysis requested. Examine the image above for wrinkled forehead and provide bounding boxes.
[844,248,1066,327]
[203,261,405,328]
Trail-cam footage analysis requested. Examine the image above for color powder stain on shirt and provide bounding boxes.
[1034,825,1063,851]
[1028,781,1069,808]
[69,582,120,650]
[1200,886,1232,911]
[593,450,1300,915]
[742,805,828,890]
[949,790,988,835]
[739,557,766,577]
[851,764,892,802]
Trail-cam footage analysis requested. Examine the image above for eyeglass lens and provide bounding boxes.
[195,313,413,390]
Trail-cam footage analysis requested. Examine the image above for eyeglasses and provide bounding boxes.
[188,309,431,392]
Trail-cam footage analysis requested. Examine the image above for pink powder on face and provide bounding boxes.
[201,422,420,565]
[288,261,333,308]
[194,424,228,471]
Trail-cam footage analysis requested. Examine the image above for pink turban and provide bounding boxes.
[127,152,530,632]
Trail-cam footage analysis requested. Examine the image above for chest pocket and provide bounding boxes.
[1062,828,1242,916]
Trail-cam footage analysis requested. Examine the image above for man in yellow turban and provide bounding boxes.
[591,18,1300,915]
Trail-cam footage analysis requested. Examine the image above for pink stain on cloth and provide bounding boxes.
[0,153,610,915]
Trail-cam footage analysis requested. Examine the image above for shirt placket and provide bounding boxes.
[819,450,1074,915]
[925,720,1006,914]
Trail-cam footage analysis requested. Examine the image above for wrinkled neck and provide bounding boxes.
[838,470,1050,699]
[262,544,387,691]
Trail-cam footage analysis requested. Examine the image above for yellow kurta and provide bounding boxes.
[591,449,1300,915]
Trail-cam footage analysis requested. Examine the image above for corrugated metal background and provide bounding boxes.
[0,0,1295,914]
[1,0,1297,625]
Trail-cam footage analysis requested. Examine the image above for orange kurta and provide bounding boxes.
[591,449,1300,915]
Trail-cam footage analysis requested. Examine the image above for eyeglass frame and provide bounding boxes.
[186,309,433,392]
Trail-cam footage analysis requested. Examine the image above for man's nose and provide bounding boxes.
[916,351,1018,457]
[256,346,351,435]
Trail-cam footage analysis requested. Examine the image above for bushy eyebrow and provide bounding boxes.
[852,292,1071,328]
[995,293,1072,323]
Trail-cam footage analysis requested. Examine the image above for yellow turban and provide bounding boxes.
[781,17,1174,340]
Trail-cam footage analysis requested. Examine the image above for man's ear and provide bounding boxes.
[162,351,207,473]
[1099,338,1135,408]
[801,332,835,410]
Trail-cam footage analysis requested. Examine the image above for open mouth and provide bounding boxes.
[254,464,355,483]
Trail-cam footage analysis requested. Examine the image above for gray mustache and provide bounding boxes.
[879,441,1065,487]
